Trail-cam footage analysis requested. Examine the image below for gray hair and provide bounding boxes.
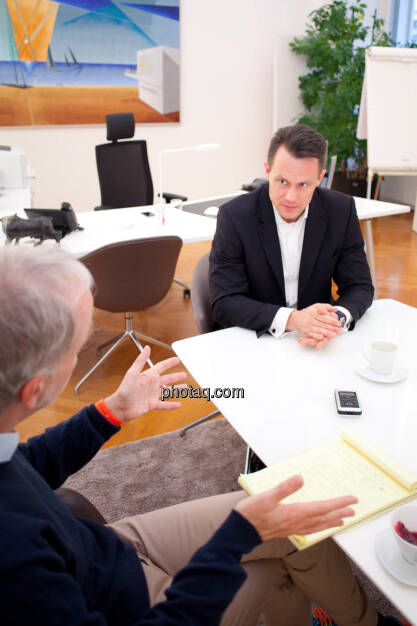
[0,245,93,412]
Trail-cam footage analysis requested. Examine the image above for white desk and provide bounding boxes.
[0,205,217,256]
[61,205,217,258]
[354,196,411,293]
[173,299,417,624]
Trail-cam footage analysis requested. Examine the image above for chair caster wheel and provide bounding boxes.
[183,288,191,299]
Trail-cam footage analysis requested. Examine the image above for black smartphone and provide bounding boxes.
[334,390,362,415]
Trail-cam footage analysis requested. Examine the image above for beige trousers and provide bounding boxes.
[109,491,378,626]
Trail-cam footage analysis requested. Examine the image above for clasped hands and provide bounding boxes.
[286,303,343,350]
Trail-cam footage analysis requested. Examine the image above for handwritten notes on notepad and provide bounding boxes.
[238,430,417,549]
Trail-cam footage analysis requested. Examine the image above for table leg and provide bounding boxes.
[363,218,378,298]
[413,187,417,234]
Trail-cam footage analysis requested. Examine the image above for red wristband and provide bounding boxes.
[94,398,122,427]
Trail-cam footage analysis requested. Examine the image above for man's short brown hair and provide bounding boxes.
[267,124,327,172]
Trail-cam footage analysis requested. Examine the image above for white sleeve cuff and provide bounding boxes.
[269,307,294,338]
[336,305,352,331]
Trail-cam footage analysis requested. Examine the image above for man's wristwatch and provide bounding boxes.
[335,310,346,328]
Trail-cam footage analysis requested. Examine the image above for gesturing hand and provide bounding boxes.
[235,475,357,542]
[286,303,343,350]
[104,346,187,423]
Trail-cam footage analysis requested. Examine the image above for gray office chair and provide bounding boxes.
[179,253,251,472]
[75,236,182,394]
[320,154,338,189]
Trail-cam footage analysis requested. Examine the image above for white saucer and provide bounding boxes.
[356,364,407,384]
[375,529,417,586]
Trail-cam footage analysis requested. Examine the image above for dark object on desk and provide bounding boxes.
[2,214,62,245]
[74,236,182,394]
[241,178,267,192]
[25,202,83,237]
[0,145,11,151]
[94,112,187,210]
[334,389,362,415]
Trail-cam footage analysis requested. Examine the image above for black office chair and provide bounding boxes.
[179,253,252,473]
[95,113,187,210]
[94,113,190,297]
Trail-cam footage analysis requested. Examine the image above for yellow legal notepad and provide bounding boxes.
[238,429,417,550]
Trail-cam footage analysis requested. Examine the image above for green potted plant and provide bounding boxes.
[290,0,393,196]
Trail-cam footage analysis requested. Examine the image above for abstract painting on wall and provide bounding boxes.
[0,0,180,126]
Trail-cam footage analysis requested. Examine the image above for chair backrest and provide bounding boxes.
[81,236,182,313]
[191,252,214,335]
[106,112,135,142]
[326,154,337,189]
[95,140,154,208]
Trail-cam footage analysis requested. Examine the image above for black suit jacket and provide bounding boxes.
[209,183,374,334]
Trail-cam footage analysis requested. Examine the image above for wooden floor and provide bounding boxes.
[16,212,417,447]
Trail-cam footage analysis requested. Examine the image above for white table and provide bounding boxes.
[60,205,217,258]
[173,299,417,624]
[354,196,410,293]
[0,204,217,256]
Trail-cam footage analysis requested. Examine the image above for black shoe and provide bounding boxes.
[248,449,266,473]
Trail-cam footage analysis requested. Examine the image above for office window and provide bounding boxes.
[412,0,417,41]
[390,0,417,44]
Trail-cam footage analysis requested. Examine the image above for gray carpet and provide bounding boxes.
[65,418,408,624]
[65,418,246,522]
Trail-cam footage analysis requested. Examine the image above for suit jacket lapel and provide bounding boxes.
[298,191,326,301]
[256,185,285,298]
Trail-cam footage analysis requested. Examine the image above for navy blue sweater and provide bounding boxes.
[0,405,261,625]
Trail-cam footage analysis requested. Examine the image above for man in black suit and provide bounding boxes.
[210,124,374,349]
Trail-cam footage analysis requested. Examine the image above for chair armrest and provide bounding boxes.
[55,487,107,524]
[162,192,188,204]
[241,178,267,192]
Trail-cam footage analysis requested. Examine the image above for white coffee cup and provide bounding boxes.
[363,340,397,375]
[391,504,417,565]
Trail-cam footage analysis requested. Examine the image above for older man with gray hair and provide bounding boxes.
[0,245,400,626]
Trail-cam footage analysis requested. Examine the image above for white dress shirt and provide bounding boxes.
[0,431,19,462]
[268,204,351,338]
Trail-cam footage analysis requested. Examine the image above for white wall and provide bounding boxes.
[1,0,324,212]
